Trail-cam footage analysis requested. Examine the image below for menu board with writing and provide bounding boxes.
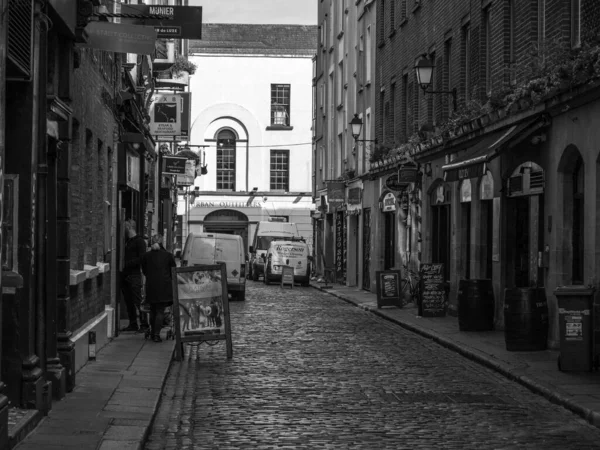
[419,263,447,317]
[376,270,402,309]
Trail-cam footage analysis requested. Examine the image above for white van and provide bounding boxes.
[263,238,311,286]
[180,232,246,301]
[248,221,300,281]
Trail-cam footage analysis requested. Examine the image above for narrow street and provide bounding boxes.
[145,282,600,450]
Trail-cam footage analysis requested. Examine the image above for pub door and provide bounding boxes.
[384,211,396,270]
[431,184,452,282]
[362,208,371,290]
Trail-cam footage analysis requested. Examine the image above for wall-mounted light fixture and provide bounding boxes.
[349,114,378,143]
[415,55,457,111]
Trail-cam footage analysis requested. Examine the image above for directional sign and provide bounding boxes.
[120,5,203,39]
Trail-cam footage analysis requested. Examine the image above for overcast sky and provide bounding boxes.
[188,0,317,25]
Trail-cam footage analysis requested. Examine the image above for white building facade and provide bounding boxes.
[180,24,318,252]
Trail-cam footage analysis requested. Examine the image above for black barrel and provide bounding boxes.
[458,279,495,331]
[504,287,548,351]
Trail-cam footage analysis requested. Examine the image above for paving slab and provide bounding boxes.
[13,331,174,449]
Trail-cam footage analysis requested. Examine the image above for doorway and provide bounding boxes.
[384,211,396,270]
[431,184,451,281]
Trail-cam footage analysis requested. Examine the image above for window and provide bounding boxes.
[271,84,290,126]
[462,24,471,101]
[571,0,581,48]
[365,26,372,84]
[507,0,515,64]
[337,61,344,106]
[217,130,236,191]
[412,73,419,133]
[537,0,545,45]
[2,175,18,272]
[428,51,435,125]
[483,7,492,93]
[338,0,346,34]
[400,0,407,21]
[402,73,409,141]
[572,157,584,284]
[443,40,452,120]
[270,150,289,191]
[390,0,396,30]
[379,0,386,43]
[391,82,396,142]
[380,91,386,140]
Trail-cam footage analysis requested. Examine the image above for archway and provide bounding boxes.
[204,209,249,250]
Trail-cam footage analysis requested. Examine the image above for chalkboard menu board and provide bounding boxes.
[419,263,447,317]
[376,270,402,309]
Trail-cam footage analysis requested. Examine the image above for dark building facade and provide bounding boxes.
[374,0,600,348]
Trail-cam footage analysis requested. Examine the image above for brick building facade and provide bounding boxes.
[368,0,600,349]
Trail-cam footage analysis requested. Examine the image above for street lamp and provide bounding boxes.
[349,114,378,143]
[414,55,457,112]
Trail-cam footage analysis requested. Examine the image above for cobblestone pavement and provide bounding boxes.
[145,283,600,450]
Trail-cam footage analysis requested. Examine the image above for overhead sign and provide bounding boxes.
[121,5,203,39]
[163,156,188,175]
[150,94,181,136]
[327,182,345,206]
[77,22,157,54]
[398,165,418,183]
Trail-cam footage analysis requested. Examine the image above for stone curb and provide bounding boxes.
[312,284,600,431]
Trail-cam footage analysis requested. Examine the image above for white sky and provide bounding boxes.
[188,0,317,25]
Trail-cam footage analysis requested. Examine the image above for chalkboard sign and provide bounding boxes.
[419,263,447,317]
[171,264,233,361]
[376,270,402,309]
[281,265,294,289]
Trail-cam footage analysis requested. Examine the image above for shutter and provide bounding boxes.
[507,174,523,197]
[7,0,33,79]
[529,170,545,192]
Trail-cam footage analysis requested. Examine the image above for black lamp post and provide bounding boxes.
[414,56,457,112]
[349,114,378,143]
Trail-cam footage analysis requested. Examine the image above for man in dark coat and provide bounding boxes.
[141,234,176,342]
[121,219,149,332]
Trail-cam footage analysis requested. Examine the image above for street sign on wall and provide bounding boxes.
[121,5,203,39]
[150,94,181,136]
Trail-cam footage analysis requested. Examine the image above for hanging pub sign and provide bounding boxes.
[176,160,196,187]
[348,187,362,205]
[398,165,418,183]
[149,94,181,136]
[381,192,397,212]
[163,156,188,175]
[383,173,405,192]
[327,181,346,207]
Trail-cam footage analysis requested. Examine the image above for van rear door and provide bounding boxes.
[215,236,243,284]
[189,235,216,265]
[274,243,309,276]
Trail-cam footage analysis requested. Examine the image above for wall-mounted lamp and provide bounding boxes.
[349,114,378,143]
[415,55,457,111]
[132,142,141,150]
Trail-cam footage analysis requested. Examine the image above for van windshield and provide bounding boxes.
[190,238,215,259]
[256,236,290,251]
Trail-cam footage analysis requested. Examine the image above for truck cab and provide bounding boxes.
[248,220,300,281]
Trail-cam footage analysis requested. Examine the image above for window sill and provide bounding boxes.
[378,40,385,49]
[388,29,397,39]
[337,103,344,111]
[2,270,23,294]
[399,17,408,28]
[266,125,294,131]
[70,262,110,286]
[412,2,421,14]
[337,30,344,40]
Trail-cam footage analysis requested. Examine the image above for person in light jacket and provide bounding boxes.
[141,234,176,342]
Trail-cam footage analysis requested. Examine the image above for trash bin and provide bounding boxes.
[554,286,596,372]
[458,279,494,331]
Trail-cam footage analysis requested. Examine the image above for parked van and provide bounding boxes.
[248,220,300,281]
[180,232,246,301]
[263,238,311,286]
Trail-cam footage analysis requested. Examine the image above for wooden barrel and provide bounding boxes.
[458,279,495,331]
[503,287,548,351]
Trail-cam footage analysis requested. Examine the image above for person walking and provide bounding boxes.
[141,234,176,342]
[120,219,149,332]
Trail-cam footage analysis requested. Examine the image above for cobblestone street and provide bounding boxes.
[145,283,600,449]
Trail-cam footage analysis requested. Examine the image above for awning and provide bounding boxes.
[442,117,548,182]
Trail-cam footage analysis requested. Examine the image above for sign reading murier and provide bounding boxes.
[122,5,203,39]
[375,270,402,308]
[419,263,447,317]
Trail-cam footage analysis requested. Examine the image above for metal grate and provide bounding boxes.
[7,0,33,78]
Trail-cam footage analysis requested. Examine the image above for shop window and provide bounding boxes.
[480,171,494,279]
[2,175,19,272]
[460,179,472,279]
[572,157,584,284]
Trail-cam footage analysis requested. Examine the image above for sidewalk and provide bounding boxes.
[311,281,600,429]
[13,329,174,450]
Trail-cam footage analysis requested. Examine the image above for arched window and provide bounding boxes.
[217,129,236,191]
[572,156,584,284]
